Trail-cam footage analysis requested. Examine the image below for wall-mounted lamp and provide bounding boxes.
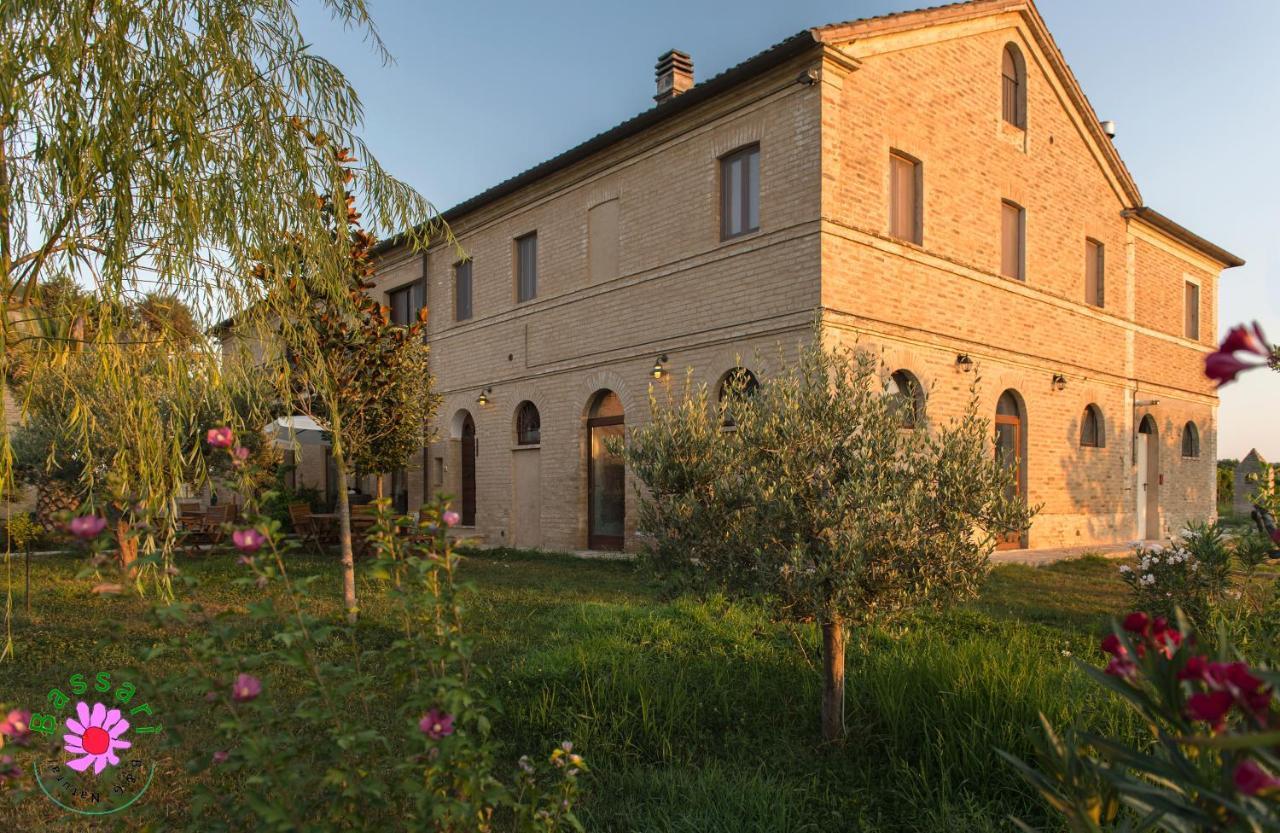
[1051,373,1067,392]
[955,353,974,373]
[651,354,669,380]
[476,387,492,407]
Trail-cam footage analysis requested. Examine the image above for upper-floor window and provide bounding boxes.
[515,232,538,303]
[889,151,922,245]
[1001,199,1025,280]
[720,144,760,240]
[1181,421,1200,458]
[388,281,424,326]
[1085,238,1105,307]
[1080,404,1104,448]
[1184,280,1200,339]
[1002,43,1026,128]
[454,260,473,321]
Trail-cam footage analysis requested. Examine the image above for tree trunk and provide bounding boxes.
[334,459,358,624]
[821,615,846,743]
[115,518,138,572]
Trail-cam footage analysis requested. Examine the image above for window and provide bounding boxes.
[887,370,925,429]
[454,260,473,321]
[1002,44,1026,128]
[889,152,922,245]
[718,367,759,427]
[1184,280,1200,340]
[1085,239,1104,307]
[515,232,537,302]
[1001,200,1025,280]
[588,199,620,283]
[720,145,760,240]
[1181,422,1200,458]
[388,281,424,326]
[1080,404,1104,448]
[515,401,541,445]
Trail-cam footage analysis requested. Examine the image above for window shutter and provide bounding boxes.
[1001,201,1023,280]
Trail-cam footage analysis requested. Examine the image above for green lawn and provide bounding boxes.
[0,548,1138,832]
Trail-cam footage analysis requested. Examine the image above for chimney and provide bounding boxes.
[654,50,694,103]
[1100,119,1117,138]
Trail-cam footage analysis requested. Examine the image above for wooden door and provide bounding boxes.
[461,415,476,526]
[995,413,1023,550]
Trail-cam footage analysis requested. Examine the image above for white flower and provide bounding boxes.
[1141,573,1156,586]
[1150,544,1164,554]
[1119,565,1132,574]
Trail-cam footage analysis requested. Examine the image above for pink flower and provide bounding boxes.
[67,515,107,540]
[231,674,262,702]
[1150,621,1182,659]
[63,701,131,775]
[231,529,265,553]
[231,446,251,464]
[1220,323,1270,358]
[206,427,235,448]
[1100,633,1128,658]
[1186,691,1234,731]
[418,708,455,740]
[442,511,461,528]
[212,750,230,765]
[0,709,30,745]
[0,754,18,783]
[1234,758,1280,796]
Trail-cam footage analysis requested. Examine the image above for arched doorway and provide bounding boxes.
[587,390,625,550]
[995,390,1027,550]
[460,412,477,527]
[1137,415,1159,540]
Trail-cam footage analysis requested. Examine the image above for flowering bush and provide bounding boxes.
[1118,524,1231,623]
[1005,610,1280,831]
[144,496,584,831]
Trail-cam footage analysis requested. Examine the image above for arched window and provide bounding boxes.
[718,367,759,427]
[1002,43,1026,128]
[515,401,541,445]
[1080,404,1105,448]
[887,370,925,428]
[1181,422,1200,458]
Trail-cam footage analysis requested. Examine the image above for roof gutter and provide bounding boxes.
[1122,207,1245,269]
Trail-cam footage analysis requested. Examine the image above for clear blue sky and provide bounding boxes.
[298,0,1279,460]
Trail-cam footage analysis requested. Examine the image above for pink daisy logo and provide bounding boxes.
[63,701,131,775]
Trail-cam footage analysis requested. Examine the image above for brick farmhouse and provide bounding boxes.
[288,0,1242,552]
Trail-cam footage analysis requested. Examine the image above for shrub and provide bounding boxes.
[1004,610,1280,831]
[1119,524,1231,623]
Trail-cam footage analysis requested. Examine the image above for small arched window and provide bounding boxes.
[515,401,541,445]
[1002,43,1026,128]
[1080,404,1105,448]
[1181,422,1200,458]
[718,367,759,427]
[887,370,925,429]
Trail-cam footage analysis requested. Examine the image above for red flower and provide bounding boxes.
[1177,655,1209,681]
[1122,612,1151,634]
[1186,691,1234,730]
[1271,528,1280,547]
[1234,759,1280,796]
[1152,627,1182,659]
[1205,352,1263,386]
[1101,633,1128,658]
[1104,658,1137,681]
[1220,323,1269,358]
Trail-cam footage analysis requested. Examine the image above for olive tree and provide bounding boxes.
[625,336,1035,742]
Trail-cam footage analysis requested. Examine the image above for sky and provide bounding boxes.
[296,0,1279,460]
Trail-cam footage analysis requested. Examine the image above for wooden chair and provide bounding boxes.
[184,505,234,553]
[289,503,327,553]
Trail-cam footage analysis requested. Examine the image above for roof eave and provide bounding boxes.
[1123,207,1245,269]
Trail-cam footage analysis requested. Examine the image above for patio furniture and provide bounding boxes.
[289,503,329,553]
[183,505,235,553]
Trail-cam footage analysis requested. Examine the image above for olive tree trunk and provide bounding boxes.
[821,616,846,743]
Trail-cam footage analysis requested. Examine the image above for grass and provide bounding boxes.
[0,547,1140,831]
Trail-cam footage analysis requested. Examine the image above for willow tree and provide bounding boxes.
[626,337,1035,743]
[0,1,445,649]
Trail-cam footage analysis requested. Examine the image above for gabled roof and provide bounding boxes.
[373,0,1241,268]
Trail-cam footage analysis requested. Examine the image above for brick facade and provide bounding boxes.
[291,0,1237,551]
